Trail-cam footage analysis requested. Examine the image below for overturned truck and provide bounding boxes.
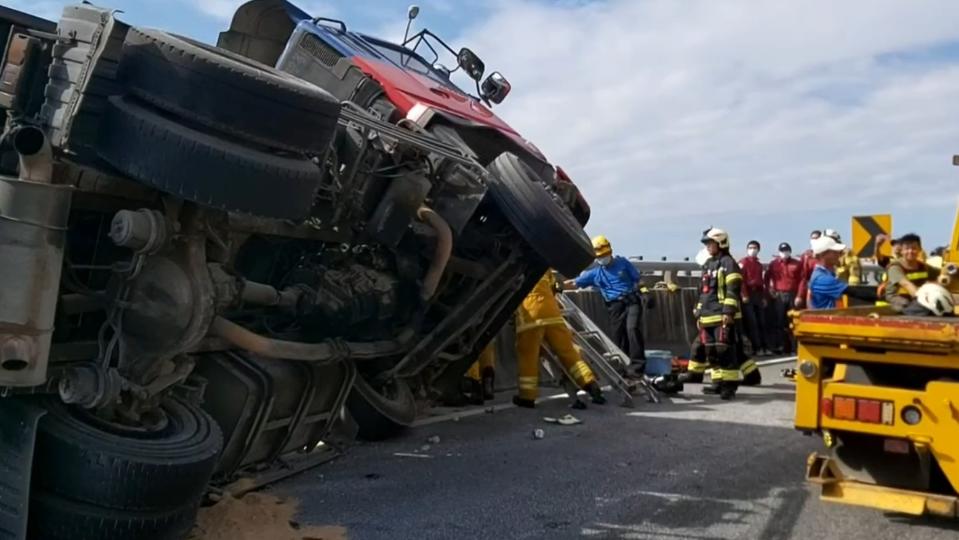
[0,2,593,538]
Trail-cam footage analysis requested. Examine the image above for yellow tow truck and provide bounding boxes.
[793,207,959,518]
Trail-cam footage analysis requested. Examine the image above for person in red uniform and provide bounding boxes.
[796,230,822,308]
[766,242,803,355]
[738,240,768,356]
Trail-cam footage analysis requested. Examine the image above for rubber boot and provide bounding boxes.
[467,379,484,406]
[481,367,495,401]
[512,396,536,409]
[585,381,607,405]
[719,382,737,401]
[570,398,588,410]
[742,369,762,387]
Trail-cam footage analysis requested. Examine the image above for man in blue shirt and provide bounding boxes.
[565,235,647,368]
[808,236,877,309]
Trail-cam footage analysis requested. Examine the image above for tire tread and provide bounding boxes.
[96,96,321,219]
[121,28,340,153]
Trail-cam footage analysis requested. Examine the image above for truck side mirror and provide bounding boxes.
[481,72,511,104]
[457,48,485,82]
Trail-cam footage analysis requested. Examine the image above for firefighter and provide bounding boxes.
[565,235,648,373]
[464,343,496,405]
[515,271,606,409]
[688,227,744,400]
[883,233,938,311]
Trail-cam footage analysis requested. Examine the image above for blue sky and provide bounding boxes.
[9,0,959,260]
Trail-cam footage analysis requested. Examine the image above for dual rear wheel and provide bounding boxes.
[28,398,222,540]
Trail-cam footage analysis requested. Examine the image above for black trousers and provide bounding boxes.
[700,323,742,388]
[770,291,795,354]
[741,292,767,353]
[607,299,646,362]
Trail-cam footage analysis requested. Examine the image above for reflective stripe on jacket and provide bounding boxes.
[696,254,742,326]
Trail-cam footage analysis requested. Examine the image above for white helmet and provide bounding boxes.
[824,229,842,242]
[916,283,955,317]
[701,227,729,250]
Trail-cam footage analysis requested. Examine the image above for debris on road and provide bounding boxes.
[543,415,582,425]
[189,492,347,540]
[419,444,432,452]
[394,452,433,459]
[533,429,545,440]
[426,435,441,444]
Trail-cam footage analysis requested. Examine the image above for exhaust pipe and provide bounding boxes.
[13,125,53,183]
[417,206,452,301]
[0,126,72,386]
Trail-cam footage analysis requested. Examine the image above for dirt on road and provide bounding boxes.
[189,492,348,540]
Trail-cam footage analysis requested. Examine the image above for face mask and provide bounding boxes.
[596,256,612,266]
[747,248,759,257]
[780,251,792,259]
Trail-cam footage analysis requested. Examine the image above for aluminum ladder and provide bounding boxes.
[552,294,660,406]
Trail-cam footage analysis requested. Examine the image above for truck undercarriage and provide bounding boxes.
[0,2,594,538]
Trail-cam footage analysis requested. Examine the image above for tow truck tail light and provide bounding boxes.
[823,395,895,425]
[881,402,895,425]
[857,400,881,423]
[835,397,856,420]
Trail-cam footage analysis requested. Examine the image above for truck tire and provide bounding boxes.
[487,152,594,276]
[97,96,321,219]
[29,491,198,540]
[346,374,416,441]
[32,397,222,512]
[120,28,340,154]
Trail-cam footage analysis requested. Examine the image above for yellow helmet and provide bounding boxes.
[592,235,612,257]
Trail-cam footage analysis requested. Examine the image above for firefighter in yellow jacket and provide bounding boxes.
[513,271,606,409]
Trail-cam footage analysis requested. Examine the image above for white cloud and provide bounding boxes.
[456,0,959,255]
[190,0,335,21]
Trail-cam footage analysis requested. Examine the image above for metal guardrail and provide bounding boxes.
[628,259,884,287]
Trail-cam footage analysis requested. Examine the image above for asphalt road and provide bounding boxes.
[274,366,959,540]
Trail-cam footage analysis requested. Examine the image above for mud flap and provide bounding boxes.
[0,399,45,540]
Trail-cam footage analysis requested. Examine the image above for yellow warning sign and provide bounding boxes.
[851,214,892,258]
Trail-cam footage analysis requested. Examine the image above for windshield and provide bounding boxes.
[362,38,464,93]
